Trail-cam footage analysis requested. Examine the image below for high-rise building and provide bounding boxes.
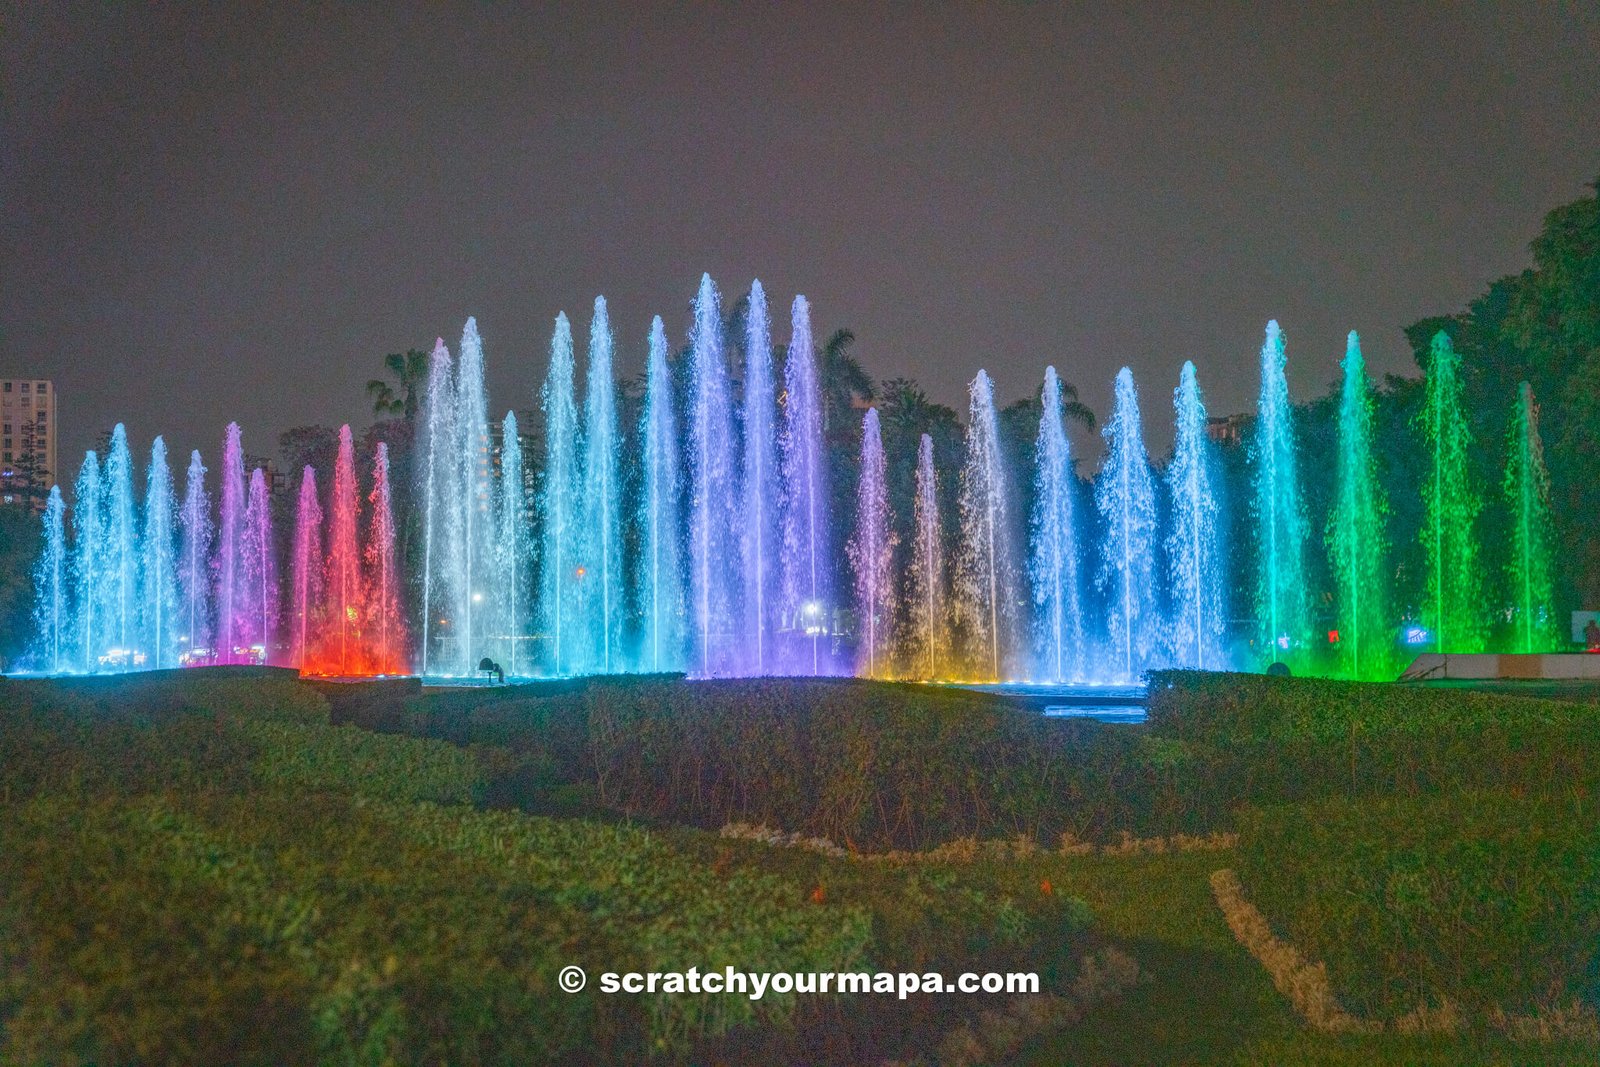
[1,377,57,508]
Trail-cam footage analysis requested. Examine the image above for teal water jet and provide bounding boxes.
[638,316,685,672]
[1251,322,1308,663]
[539,314,580,675]
[142,437,179,669]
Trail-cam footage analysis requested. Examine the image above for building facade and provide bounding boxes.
[1,377,57,507]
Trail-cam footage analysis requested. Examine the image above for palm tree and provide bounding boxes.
[366,349,431,421]
[820,329,874,431]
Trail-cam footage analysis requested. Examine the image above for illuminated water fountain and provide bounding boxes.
[1095,368,1158,683]
[1165,362,1225,670]
[849,407,893,677]
[1328,333,1389,679]
[492,412,530,677]
[1504,381,1557,652]
[1419,331,1484,652]
[72,451,105,669]
[1030,367,1085,682]
[179,450,212,661]
[582,298,624,673]
[955,370,1019,681]
[688,274,741,676]
[539,313,579,675]
[291,467,324,667]
[23,275,1571,688]
[906,434,946,680]
[778,296,833,673]
[1252,322,1308,662]
[638,316,685,672]
[142,437,179,670]
[33,487,66,673]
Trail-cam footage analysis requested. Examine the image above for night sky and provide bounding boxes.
[4,4,1598,465]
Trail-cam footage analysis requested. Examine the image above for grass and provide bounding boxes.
[1017,849,1591,1066]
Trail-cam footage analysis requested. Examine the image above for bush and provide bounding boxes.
[1145,671,1600,809]
[0,672,1096,1064]
[1235,790,1600,1020]
[0,675,479,806]
[392,676,1191,848]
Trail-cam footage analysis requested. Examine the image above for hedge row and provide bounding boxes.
[1143,670,1600,808]
[0,674,480,805]
[1235,789,1600,1021]
[373,677,1207,848]
[0,673,1095,1064]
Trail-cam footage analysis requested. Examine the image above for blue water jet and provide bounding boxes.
[1095,368,1159,682]
[1165,361,1226,669]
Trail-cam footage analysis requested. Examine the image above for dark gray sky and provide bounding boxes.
[3,3,1598,466]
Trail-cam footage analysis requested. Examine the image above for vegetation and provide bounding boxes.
[0,672,1095,1064]
[6,656,1600,1061]
[1237,791,1600,1022]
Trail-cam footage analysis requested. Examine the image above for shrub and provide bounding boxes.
[396,676,1189,848]
[0,673,1095,1064]
[1146,671,1600,809]
[1235,790,1600,1020]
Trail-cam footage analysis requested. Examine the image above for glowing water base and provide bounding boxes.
[22,280,1570,681]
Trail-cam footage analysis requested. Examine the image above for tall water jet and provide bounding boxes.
[242,468,277,661]
[906,434,946,679]
[687,274,741,676]
[779,295,831,673]
[291,466,324,668]
[1166,362,1226,671]
[955,370,1018,681]
[638,317,685,672]
[105,424,139,654]
[1327,333,1389,679]
[326,425,362,674]
[1251,321,1308,662]
[539,313,580,675]
[72,452,106,670]
[1030,367,1085,682]
[179,450,212,660]
[1418,331,1483,652]
[1505,381,1557,652]
[582,297,623,672]
[491,412,530,676]
[1096,368,1159,682]
[32,486,67,673]
[740,280,779,673]
[451,318,492,674]
[418,337,453,675]
[849,408,894,677]
[216,423,246,662]
[367,441,406,672]
[142,437,179,670]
